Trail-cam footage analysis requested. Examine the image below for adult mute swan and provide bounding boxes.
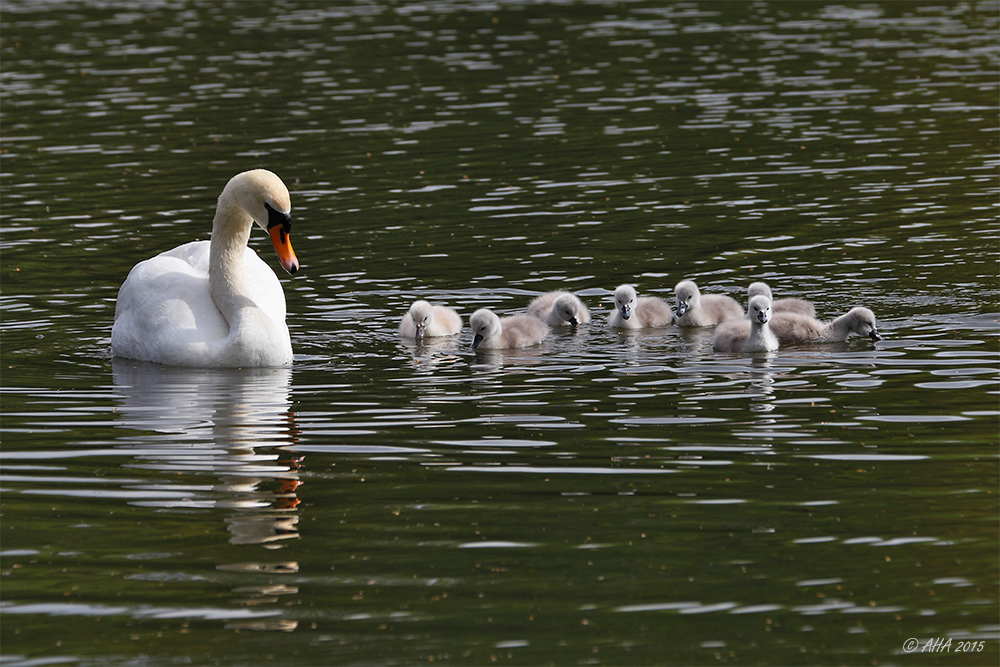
[607,284,672,329]
[399,300,462,339]
[747,281,815,318]
[713,294,779,353]
[526,291,591,327]
[674,280,742,327]
[111,169,299,367]
[770,307,882,345]
[470,309,549,349]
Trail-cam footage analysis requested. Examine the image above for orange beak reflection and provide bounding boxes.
[269,225,299,275]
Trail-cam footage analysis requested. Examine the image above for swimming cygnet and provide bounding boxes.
[747,281,815,318]
[713,294,779,353]
[770,307,882,344]
[399,300,462,339]
[470,308,549,349]
[607,284,673,329]
[526,290,591,327]
[674,280,743,327]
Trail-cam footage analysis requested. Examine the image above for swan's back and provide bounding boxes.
[400,300,462,338]
[769,312,829,344]
[633,297,673,327]
[430,304,462,335]
[675,280,741,327]
[748,281,815,318]
[471,309,548,349]
[712,318,751,352]
[500,314,548,348]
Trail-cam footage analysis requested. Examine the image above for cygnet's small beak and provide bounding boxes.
[568,316,579,327]
[757,311,769,324]
[621,305,631,320]
[269,225,299,275]
[415,324,426,340]
[869,328,882,342]
[676,302,687,317]
[472,333,484,349]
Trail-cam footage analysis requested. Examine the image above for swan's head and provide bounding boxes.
[614,284,637,320]
[674,280,701,317]
[747,294,771,325]
[747,282,773,301]
[847,307,882,341]
[553,294,581,326]
[407,300,434,339]
[470,308,501,349]
[224,169,299,275]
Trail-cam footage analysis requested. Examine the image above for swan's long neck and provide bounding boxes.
[209,196,256,324]
[828,314,854,341]
[747,319,777,350]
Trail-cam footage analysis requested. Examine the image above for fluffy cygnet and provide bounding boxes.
[747,281,815,318]
[470,308,549,349]
[674,280,743,327]
[526,291,591,327]
[770,307,882,344]
[399,300,462,339]
[607,284,673,329]
[713,294,779,353]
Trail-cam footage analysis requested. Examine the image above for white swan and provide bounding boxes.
[674,280,742,327]
[747,281,815,318]
[470,309,549,349]
[399,300,462,339]
[607,284,673,329]
[770,307,882,344]
[713,294,779,353]
[526,291,591,327]
[111,170,299,367]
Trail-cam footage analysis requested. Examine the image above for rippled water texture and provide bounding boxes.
[2,1,998,665]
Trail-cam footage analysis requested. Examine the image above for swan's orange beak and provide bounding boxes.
[269,225,299,275]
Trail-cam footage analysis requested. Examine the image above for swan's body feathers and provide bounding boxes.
[674,280,742,327]
[747,281,815,318]
[471,309,548,349]
[527,291,591,327]
[607,284,672,329]
[400,300,462,338]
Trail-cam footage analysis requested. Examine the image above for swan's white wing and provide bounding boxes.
[112,241,229,365]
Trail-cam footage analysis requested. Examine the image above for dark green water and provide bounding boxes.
[2,1,998,665]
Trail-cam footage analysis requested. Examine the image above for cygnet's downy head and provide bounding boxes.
[614,285,637,320]
[674,280,701,317]
[848,307,882,341]
[470,309,501,349]
[747,282,773,301]
[747,294,771,324]
[553,294,581,326]
[407,300,434,339]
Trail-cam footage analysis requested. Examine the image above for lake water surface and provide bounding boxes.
[1,1,998,665]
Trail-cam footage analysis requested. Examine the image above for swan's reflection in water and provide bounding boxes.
[748,355,777,414]
[112,360,301,630]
